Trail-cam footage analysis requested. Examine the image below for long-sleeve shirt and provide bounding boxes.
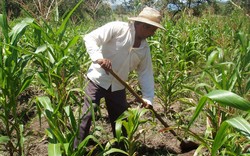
[84,21,154,105]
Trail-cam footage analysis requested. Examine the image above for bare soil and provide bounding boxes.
[24,100,203,156]
[2,88,204,156]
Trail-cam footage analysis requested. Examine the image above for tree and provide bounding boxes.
[4,0,112,23]
[230,0,250,15]
[0,0,21,20]
[82,0,108,20]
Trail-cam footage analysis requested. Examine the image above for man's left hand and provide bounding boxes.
[141,102,153,110]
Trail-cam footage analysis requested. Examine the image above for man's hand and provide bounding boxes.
[141,102,153,109]
[96,59,112,74]
[130,98,153,110]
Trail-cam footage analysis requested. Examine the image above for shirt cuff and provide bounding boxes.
[142,98,153,105]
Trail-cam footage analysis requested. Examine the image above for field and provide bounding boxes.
[23,96,203,156]
[1,1,250,156]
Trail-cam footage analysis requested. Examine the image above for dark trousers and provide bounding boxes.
[74,79,128,148]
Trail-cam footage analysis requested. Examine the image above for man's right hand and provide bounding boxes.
[96,59,112,74]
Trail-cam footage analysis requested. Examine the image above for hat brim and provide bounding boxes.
[128,17,166,30]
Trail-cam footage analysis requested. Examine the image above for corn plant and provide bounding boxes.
[114,107,153,156]
[212,116,250,156]
[189,30,249,136]
[0,5,35,156]
[150,15,214,111]
[28,0,95,155]
[150,24,190,111]
[188,90,250,155]
[36,96,106,156]
[181,27,250,154]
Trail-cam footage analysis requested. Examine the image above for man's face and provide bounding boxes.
[139,23,158,39]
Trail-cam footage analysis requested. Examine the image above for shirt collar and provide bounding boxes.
[129,21,147,49]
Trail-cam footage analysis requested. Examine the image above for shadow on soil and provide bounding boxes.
[137,144,178,155]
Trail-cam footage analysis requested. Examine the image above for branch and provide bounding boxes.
[229,0,242,10]
[230,0,250,18]
[45,0,55,19]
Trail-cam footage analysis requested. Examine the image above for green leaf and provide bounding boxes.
[63,143,69,155]
[64,106,77,132]
[0,136,10,143]
[48,49,55,64]
[0,14,9,42]
[207,50,219,66]
[53,56,68,71]
[246,77,250,92]
[36,73,55,96]
[48,143,62,156]
[46,122,66,144]
[115,120,123,142]
[188,96,208,128]
[18,75,34,95]
[226,117,250,139]
[9,18,34,45]
[56,0,84,42]
[64,35,80,50]
[206,90,250,111]
[35,44,48,53]
[188,90,250,129]
[78,135,102,150]
[36,96,53,112]
[37,73,50,88]
[211,122,230,156]
[19,124,25,156]
[211,117,250,156]
[103,148,128,156]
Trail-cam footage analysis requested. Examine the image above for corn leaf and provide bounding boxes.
[36,96,53,112]
[0,14,9,41]
[65,35,80,51]
[36,73,55,96]
[19,124,24,156]
[211,121,230,156]
[206,90,250,111]
[64,106,77,132]
[188,96,208,128]
[188,90,250,128]
[78,135,101,150]
[226,116,250,139]
[212,117,250,156]
[63,143,69,155]
[103,148,128,156]
[35,44,48,53]
[45,116,66,143]
[246,77,250,92]
[0,136,10,143]
[56,0,84,42]
[115,120,123,142]
[18,75,34,95]
[48,143,62,156]
[207,50,220,66]
[9,18,34,45]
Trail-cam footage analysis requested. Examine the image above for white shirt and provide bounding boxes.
[84,21,154,105]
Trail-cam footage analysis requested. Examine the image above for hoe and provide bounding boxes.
[108,69,199,153]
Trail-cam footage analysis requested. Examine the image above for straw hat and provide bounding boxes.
[128,6,165,30]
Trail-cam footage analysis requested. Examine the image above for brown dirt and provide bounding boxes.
[1,88,204,156]
[23,99,203,156]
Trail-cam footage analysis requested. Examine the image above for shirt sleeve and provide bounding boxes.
[136,48,154,105]
[83,22,118,62]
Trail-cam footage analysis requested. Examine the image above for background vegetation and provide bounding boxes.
[0,0,250,155]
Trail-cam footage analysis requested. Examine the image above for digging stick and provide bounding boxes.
[108,69,199,152]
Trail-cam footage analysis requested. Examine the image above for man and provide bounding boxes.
[74,6,165,148]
